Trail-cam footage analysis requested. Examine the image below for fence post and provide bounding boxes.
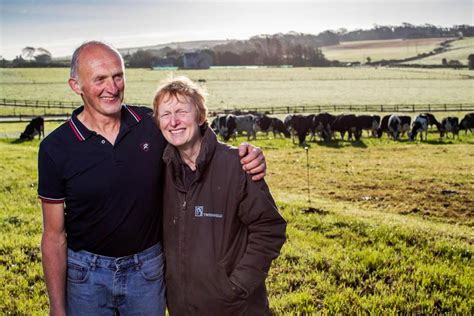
[444,104,447,111]
[428,104,431,112]
[286,106,290,114]
[381,105,384,112]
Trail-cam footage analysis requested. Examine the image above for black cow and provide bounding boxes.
[420,112,441,130]
[270,118,290,138]
[439,117,459,139]
[20,117,44,140]
[460,113,474,134]
[377,114,410,139]
[217,114,237,141]
[399,115,412,138]
[376,115,391,138]
[313,112,336,141]
[409,114,428,141]
[331,114,358,140]
[284,114,296,143]
[210,116,219,134]
[388,115,402,140]
[289,115,312,145]
[255,114,272,136]
[354,115,380,139]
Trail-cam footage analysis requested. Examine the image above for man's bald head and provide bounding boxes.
[70,41,124,80]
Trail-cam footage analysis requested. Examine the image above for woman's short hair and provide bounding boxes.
[153,76,208,126]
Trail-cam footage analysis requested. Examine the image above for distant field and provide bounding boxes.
[322,38,449,63]
[404,37,474,66]
[1,67,473,114]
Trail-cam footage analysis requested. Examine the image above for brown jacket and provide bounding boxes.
[162,127,286,316]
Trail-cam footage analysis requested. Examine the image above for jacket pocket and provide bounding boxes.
[217,265,245,302]
[140,253,165,281]
[67,261,90,283]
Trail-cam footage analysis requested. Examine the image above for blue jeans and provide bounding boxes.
[66,243,166,315]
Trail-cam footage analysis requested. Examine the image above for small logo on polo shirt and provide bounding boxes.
[194,206,223,219]
[140,142,150,152]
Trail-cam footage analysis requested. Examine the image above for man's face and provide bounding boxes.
[70,45,125,117]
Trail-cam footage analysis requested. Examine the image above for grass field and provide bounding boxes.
[1,131,473,314]
[321,38,450,63]
[1,60,473,313]
[405,37,474,66]
[1,67,473,115]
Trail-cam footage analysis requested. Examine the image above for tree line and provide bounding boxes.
[1,24,472,68]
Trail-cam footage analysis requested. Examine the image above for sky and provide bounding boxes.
[0,0,473,59]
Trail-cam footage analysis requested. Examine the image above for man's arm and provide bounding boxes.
[238,142,266,181]
[41,201,67,316]
[229,175,286,297]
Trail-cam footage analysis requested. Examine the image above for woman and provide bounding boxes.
[153,76,286,315]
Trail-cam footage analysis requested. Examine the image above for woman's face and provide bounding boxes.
[157,94,202,151]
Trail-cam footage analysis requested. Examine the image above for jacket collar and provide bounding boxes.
[163,125,217,185]
[68,104,141,142]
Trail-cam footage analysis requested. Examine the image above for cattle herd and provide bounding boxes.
[16,113,474,144]
[210,112,474,145]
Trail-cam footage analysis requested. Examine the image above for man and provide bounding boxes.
[38,41,266,315]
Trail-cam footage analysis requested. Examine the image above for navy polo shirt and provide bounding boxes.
[38,105,167,257]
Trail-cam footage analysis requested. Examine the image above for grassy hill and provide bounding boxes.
[321,37,474,66]
[402,37,474,66]
[321,38,449,63]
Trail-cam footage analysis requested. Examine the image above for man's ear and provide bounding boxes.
[68,78,82,96]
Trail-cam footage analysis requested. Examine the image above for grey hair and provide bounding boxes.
[70,40,124,79]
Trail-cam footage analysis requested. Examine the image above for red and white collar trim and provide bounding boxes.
[123,105,142,123]
[68,119,86,141]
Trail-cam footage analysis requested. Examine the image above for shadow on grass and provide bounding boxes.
[10,138,27,144]
[303,139,368,149]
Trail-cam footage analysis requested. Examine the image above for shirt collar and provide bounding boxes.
[69,104,142,142]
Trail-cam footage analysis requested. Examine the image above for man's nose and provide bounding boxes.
[105,78,119,94]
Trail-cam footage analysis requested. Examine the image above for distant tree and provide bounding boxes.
[448,59,462,69]
[12,55,27,67]
[21,47,36,61]
[217,51,241,66]
[35,53,52,65]
[34,47,52,65]
[366,57,372,64]
[469,54,474,70]
[128,49,156,68]
[241,50,259,65]
[442,58,448,66]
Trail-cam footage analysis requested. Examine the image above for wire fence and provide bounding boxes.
[0,99,473,122]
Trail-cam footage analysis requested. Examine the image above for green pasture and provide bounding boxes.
[1,133,473,314]
[405,37,474,66]
[321,38,448,63]
[1,67,473,115]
